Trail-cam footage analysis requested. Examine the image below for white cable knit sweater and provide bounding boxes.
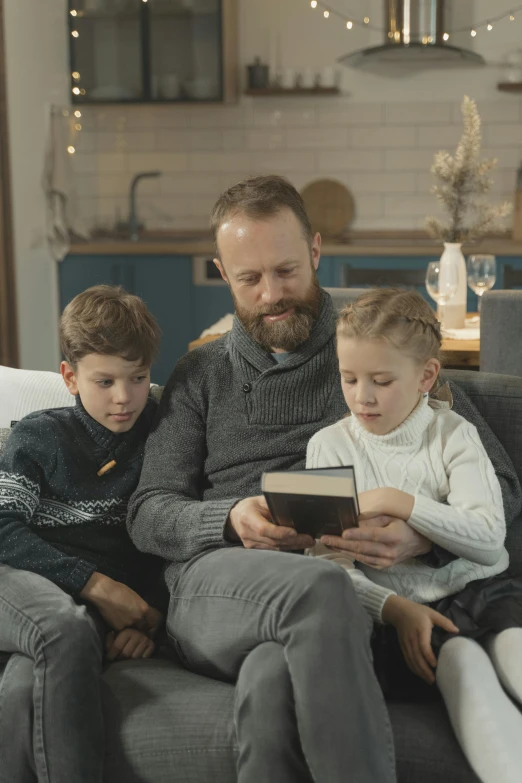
[306,395,508,623]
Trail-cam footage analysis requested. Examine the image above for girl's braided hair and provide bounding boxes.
[337,287,442,366]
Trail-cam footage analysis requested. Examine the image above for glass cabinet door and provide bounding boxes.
[69,0,144,102]
[149,0,222,102]
[69,0,226,103]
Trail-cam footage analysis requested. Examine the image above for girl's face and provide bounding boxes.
[337,336,440,435]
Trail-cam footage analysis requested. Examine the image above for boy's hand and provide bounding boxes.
[80,572,159,633]
[382,595,459,684]
[227,496,314,551]
[105,628,155,662]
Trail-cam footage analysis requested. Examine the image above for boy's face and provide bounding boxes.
[61,354,151,433]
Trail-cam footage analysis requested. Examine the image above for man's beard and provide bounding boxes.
[233,274,323,352]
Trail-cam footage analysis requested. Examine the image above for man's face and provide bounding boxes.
[214,207,322,352]
[60,354,151,433]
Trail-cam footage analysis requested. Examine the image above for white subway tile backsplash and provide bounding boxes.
[385,102,452,126]
[318,149,383,172]
[290,127,348,149]
[416,125,461,148]
[318,104,383,127]
[74,98,522,233]
[351,126,416,149]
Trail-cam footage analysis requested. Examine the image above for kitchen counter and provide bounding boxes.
[69,230,522,257]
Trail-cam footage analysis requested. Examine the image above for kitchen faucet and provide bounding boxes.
[128,171,162,241]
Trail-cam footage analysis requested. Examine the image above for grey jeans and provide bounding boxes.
[168,548,396,783]
[0,565,105,783]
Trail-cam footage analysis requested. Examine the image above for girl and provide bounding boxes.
[307,287,522,783]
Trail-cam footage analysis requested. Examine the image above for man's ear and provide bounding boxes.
[213,258,228,283]
[420,358,441,394]
[60,361,80,396]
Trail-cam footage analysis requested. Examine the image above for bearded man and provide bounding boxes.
[126,175,518,783]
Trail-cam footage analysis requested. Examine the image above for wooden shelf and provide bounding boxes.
[497,82,522,93]
[245,87,340,97]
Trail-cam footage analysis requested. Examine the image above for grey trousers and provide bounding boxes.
[0,565,105,783]
[168,548,397,783]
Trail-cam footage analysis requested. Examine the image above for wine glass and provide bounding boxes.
[467,255,496,313]
[425,261,459,331]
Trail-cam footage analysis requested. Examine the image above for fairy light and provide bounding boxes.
[510,13,515,21]
[67,146,76,155]
[72,71,80,81]
[70,9,77,16]
[323,10,329,18]
[346,20,353,29]
[74,110,82,118]
[71,30,79,38]
[487,22,493,30]
[443,32,449,40]
[471,29,477,37]
[311,0,317,6]
[364,16,370,24]
[80,88,86,95]
[75,123,82,131]
[72,87,80,95]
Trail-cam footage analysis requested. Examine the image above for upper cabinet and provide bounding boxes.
[68,0,238,103]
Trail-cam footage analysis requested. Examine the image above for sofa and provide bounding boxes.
[1,366,522,783]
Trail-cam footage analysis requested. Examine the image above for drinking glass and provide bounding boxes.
[425,261,458,330]
[467,255,496,312]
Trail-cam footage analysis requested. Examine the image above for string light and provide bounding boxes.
[74,110,82,118]
[346,20,353,29]
[70,9,77,16]
[307,2,522,36]
[80,88,86,95]
[71,30,79,37]
[75,123,82,131]
[72,71,80,81]
[72,87,80,95]
[67,146,76,155]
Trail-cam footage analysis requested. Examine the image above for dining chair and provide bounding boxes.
[324,287,367,312]
[341,265,427,288]
[480,290,522,377]
[502,265,522,290]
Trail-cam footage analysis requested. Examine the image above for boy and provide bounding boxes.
[0,285,163,783]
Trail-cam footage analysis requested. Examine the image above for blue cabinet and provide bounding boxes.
[60,254,194,385]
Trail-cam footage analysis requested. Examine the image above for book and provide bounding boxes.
[262,466,359,539]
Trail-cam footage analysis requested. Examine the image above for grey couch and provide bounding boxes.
[2,368,522,783]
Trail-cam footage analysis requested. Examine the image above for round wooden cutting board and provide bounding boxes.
[301,179,355,238]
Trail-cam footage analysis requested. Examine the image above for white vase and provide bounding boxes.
[438,242,467,329]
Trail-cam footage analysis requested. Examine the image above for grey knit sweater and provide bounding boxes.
[127,292,521,590]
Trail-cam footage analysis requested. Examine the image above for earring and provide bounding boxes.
[423,391,429,398]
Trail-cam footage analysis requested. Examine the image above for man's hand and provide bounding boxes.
[320,516,431,569]
[80,572,161,633]
[382,595,459,684]
[105,628,155,662]
[227,496,314,551]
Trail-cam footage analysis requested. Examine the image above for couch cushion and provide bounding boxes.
[0,365,72,428]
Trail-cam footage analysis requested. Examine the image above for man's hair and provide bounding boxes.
[209,175,313,255]
[60,285,161,368]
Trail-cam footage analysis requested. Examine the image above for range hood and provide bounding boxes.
[339,0,485,72]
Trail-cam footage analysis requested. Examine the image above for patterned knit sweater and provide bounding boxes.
[307,394,509,622]
[0,396,161,596]
[127,291,520,592]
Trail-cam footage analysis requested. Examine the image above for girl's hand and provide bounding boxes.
[105,628,156,662]
[381,595,459,684]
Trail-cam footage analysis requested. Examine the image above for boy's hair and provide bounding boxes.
[209,175,313,255]
[60,285,161,368]
[337,287,442,366]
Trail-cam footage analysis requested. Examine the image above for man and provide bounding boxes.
[127,175,519,782]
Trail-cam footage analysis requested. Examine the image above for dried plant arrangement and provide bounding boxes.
[426,96,512,243]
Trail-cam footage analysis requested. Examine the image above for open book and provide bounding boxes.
[262,466,359,539]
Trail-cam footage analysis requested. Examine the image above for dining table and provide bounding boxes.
[189,315,481,369]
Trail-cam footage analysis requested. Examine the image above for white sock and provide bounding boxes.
[436,636,522,783]
[487,628,522,706]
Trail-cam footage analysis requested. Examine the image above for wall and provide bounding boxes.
[4,0,69,370]
[72,0,522,234]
